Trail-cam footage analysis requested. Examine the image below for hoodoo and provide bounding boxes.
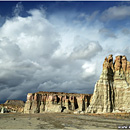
[87,55,130,113]
[24,55,130,114]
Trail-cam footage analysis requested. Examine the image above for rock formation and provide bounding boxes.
[0,100,24,113]
[24,54,130,114]
[87,55,130,113]
[24,92,92,113]
[4,100,25,107]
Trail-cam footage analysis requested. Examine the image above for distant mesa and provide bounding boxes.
[0,100,24,113]
[4,100,25,107]
[1,54,130,114]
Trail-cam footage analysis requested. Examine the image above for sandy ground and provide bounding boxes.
[0,113,130,129]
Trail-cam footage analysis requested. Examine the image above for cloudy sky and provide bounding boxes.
[0,1,130,103]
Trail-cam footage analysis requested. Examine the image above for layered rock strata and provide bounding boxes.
[87,55,130,113]
[24,92,92,113]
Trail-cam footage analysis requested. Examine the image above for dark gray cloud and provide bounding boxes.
[78,10,99,22]
[70,41,102,60]
[101,5,130,21]
[99,28,117,39]
[122,28,130,35]
[0,8,101,103]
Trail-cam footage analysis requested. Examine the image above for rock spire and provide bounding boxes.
[87,54,130,113]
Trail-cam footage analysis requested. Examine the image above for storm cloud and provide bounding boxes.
[0,7,100,103]
[0,2,130,103]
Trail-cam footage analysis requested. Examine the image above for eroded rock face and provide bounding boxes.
[87,54,130,113]
[24,92,92,114]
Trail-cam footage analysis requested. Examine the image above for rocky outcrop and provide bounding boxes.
[24,54,130,114]
[87,55,130,113]
[24,92,92,114]
[4,100,24,107]
[0,100,24,113]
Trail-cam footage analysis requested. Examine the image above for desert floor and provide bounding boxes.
[0,113,130,129]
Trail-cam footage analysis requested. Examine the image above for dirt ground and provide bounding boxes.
[0,113,130,129]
